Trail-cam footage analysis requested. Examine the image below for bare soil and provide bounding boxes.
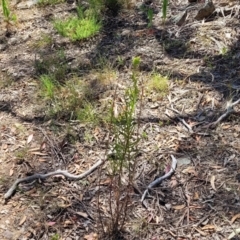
[0,0,240,239]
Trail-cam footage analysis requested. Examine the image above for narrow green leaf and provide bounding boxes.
[162,0,168,21]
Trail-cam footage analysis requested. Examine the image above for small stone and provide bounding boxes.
[165,203,172,210]
[194,0,215,20]
[3,230,13,239]
[0,224,6,229]
[8,38,18,45]
[0,44,7,51]
[121,29,131,37]
[21,34,30,42]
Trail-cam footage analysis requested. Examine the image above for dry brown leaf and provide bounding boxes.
[194,227,207,236]
[230,213,240,224]
[155,216,161,224]
[64,220,72,226]
[2,144,8,150]
[40,142,46,150]
[19,215,27,226]
[30,152,48,156]
[38,158,47,162]
[172,205,185,210]
[29,193,40,197]
[9,168,14,176]
[193,191,199,200]
[28,147,41,152]
[27,134,33,144]
[201,224,216,230]
[100,178,111,185]
[210,165,224,169]
[222,124,231,129]
[58,202,71,208]
[113,103,119,118]
[182,166,197,176]
[94,127,100,138]
[170,179,178,188]
[210,175,217,191]
[47,222,56,226]
[84,232,98,240]
[76,211,88,219]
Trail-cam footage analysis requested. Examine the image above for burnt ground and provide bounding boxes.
[0,0,240,239]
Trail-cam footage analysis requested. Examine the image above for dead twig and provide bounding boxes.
[166,107,194,133]
[208,97,240,128]
[141,155,177,206]
[4,159,104,199]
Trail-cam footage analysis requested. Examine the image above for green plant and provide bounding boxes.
[147,8,153,28]
[146,73,169,96]
[15,146,30,164]
[31,34,53,49]
[203,56,214,69]
[141,131,148,139]
[77,101,99,125]
[38,0,64,7]
[0,72,13,88]
[54,7,102,41]
[0,176,7,185]
[116,56,125,68]
[1,0,10,20]
[162,0,168,22]
[1,0,17,25]
[102,56,142,238]
[220,46,228,55]
[83,129,94,143]
[40,74,57,99]
[41,76,96,120]
[140,6,154,28]
[35,50,68,83]
[50,233,60,240]
[84,0,104,19]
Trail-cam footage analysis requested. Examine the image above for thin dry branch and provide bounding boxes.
[208,97,240,128]
[141,155,177,206]
[166,107,193,133]
[4,159,104,199]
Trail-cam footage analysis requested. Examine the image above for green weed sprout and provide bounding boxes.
[162,0,168,22]
[1,0,17,25]
[106,57,141,238]
[1,0,10,20]
[147,8,153,28]
[140,6,154,28]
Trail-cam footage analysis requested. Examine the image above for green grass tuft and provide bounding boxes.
[40,74,57,99]
[77,101,99,124]
[146,73,169,96]
[54,9,102,41]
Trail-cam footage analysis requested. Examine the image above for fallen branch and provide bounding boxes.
[4,159,104,199]
[141,155,177,206]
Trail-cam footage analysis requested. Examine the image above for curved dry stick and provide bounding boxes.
[141,155,177,205]
[209,97,240,128]
[4,159,103,199]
